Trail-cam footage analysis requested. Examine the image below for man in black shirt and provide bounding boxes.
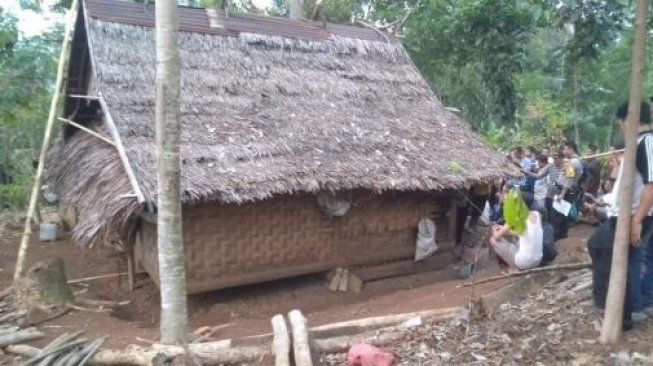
[587,101,653,330]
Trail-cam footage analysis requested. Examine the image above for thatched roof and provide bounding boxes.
[47,0,516,247]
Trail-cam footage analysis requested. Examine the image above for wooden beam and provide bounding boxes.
[57,117,115,146]
[97,93,146,206]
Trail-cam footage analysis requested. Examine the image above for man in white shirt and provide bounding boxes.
[587,101,653,331]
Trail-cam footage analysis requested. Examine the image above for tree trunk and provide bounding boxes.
[572,66,580,145]
[288,0,304,20]
[600,0,649,344]
[155,0,188,344]
[14,258,75,310]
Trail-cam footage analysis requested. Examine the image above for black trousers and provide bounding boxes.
[546,197,569,240]
[455,195,488,245]
[587,216,653,329]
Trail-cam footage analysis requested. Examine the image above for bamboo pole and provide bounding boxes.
[97,94,146,206]
[13,0,79,282]
[600,0,649,344]
[57,118,115,146]
[67,271,146,285]
[458,262,591,287]
[582,149,624,160]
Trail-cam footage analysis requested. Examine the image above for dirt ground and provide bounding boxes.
[0,215,594,357]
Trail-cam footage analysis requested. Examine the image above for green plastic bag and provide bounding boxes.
[503,188,529,235]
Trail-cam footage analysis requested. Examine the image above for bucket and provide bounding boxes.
[39,222,59,242]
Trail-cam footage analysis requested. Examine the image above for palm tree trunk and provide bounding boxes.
[155,0,188,345]
[288,0,304,19]
[599,0,649,344]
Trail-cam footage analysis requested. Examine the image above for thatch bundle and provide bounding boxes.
[46,0,516,248]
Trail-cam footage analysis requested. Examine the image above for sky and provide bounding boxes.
[3,0,64,37]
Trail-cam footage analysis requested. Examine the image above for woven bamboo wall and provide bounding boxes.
[136,191,455,294]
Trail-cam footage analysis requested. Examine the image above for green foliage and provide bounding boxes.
[503,188,529,235]
[0,9,60,209]
[402,0,535,125]
[446,161,467,176]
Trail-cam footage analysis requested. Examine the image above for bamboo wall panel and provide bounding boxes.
[136,191,454,294]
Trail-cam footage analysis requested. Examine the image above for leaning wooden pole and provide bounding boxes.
[600,0,649,344]
[13,0,79,282]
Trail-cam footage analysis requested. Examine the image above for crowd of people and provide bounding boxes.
[455,99,653,331]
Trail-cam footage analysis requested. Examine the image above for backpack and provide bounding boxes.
[539,222,557,267]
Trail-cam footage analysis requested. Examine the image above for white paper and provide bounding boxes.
[553,199,572,216]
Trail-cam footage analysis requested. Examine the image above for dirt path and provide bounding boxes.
[0,218,594,351]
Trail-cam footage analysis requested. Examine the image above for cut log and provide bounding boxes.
[348,273,363,293]
[7,343,267,366]
[270,314,290,366]
[288,310,313,366]
[338,269,349,292]
[14,258,75,310]
[328,269,343,292]
[354,250,453,282]
[0,328,44,348]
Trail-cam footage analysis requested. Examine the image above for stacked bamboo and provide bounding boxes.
[0,287,26,329]
[19,331,106,366]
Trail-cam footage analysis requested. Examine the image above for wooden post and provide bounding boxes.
[126,246,135,293]
[13,0,79,282]
[600,0,649,344]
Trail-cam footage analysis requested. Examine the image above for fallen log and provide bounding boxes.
[0,328,44,348]
[289,310,313,366]
[459,262,591,287]
[7,343,267,366]
[312,327,407,354]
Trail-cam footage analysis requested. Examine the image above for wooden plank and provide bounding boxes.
[354,249,454,282]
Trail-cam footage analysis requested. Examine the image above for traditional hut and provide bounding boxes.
[47,0,515,294]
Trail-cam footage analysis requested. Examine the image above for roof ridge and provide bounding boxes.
[83,0,395,42]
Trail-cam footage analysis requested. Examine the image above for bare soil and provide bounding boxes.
[0,216,594,360]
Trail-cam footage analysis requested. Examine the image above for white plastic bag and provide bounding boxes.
[415,218,438,261]
[317,191,352,217]
[481,201,491,224]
